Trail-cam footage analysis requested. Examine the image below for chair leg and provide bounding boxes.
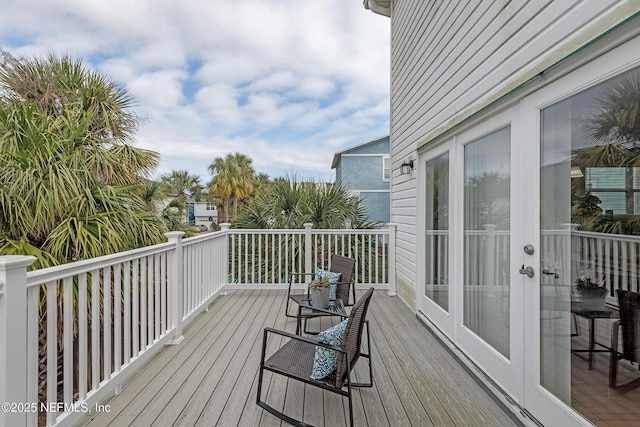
[285,296,297,318]
[609,351,618,389]
[347,384,354,427]
[350,321,373,388]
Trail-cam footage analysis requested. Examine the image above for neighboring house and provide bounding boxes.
[365,1,640,426]
[331,135,390,223]
[193,201,218,230]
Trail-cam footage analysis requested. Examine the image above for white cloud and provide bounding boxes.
[0,0,390,182]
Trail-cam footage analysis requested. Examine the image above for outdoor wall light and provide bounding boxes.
[400,160,414,175]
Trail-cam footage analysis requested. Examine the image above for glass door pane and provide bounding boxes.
[540,66,640,425]
[425,153,449,310]
[464,127,511,358]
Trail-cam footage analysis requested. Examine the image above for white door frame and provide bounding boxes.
[452,106,525,403]
[417,141,456,338]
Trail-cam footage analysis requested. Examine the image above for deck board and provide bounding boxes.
[81,290,517,427]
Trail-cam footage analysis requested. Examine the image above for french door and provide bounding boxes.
[521,36,640,427]
[419,107,526,401]
[419,32,640,427]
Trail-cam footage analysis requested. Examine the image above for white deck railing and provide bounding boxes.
[541,226,640,300]
[228,224,392,287]
[0,224,395,427]
[425,226,640,301]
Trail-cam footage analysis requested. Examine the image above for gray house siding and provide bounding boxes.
[366,0,640,425]
[385,0,638,308]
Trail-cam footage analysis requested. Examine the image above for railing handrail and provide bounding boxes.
[26,241,174,287]
[227,228,388,235]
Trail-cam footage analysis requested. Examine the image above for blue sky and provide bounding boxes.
[0,0,390,183]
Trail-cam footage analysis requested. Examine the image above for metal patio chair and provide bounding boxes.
[609,289,640,390]
[285,254,356,319]
[257,287,374,427]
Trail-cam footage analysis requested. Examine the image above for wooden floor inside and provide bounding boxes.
[571,316,640,427]
[81,289,517,427]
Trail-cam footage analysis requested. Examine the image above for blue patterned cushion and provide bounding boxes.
[310,319,348,380]
[316,268,341,300]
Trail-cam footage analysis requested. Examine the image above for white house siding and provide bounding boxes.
[388,0,639,307]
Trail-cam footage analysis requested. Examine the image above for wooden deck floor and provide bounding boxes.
[80,290,517,427]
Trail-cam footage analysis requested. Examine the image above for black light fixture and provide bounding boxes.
[400,159,414,175]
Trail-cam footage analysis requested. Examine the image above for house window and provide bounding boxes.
[382,156,390,180]
[205,203,216,210]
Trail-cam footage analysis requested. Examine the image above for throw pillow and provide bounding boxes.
[310,319,348,380]
[316,268,341,300]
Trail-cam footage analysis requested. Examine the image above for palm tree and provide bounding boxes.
[585,72,640,144]
[208,156,234,224]
[572,70,640,224]
[160,169,203,200]
[229,153,256,220]
[233,176,373,230]
[208,153,256,223]
[0,50,167,404]
[0,50,165,265]
[140,180,190,232]
[231,176,378,285]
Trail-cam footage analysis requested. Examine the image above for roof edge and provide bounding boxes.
[331,135,390,169]
[363,0,391,17]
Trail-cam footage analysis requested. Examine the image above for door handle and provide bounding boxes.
[542,269,559,279]
[519,265,535,278]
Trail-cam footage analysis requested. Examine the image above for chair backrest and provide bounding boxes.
[617,289,640,363]
[334,287,374,389]
[329,255,356,304]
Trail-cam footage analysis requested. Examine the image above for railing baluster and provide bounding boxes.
[63,276,73,404]
[46,280,57,427]
[147,257,153,346]
[140,259,147,351]
[91,270,100,389]
[155,254,161,341]
[104,266,111,380]
[124,261,131,365]
[160,254,166,334]
[132,261,139,357]
[631,243,637,292]
[78,273,88,400]
[114,264,122,373]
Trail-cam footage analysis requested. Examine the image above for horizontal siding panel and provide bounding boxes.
[385,0,639,300]
[391,0,628,153]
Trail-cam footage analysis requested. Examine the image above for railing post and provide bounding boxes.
[166,232,185,345]
[304,223,313,277]
[387,224,397,296]
[0,255,36,427]
[564,223,581,295]
[220,223,230,295]
[483,224,497,298]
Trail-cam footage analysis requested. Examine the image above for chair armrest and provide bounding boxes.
[264,327,319,344]
[298,302,349,318]
[262,327,347,354]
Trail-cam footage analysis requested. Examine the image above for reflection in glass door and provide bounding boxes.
[464,127,511,358]
[425,153,449,310]
[540,66,640,426]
